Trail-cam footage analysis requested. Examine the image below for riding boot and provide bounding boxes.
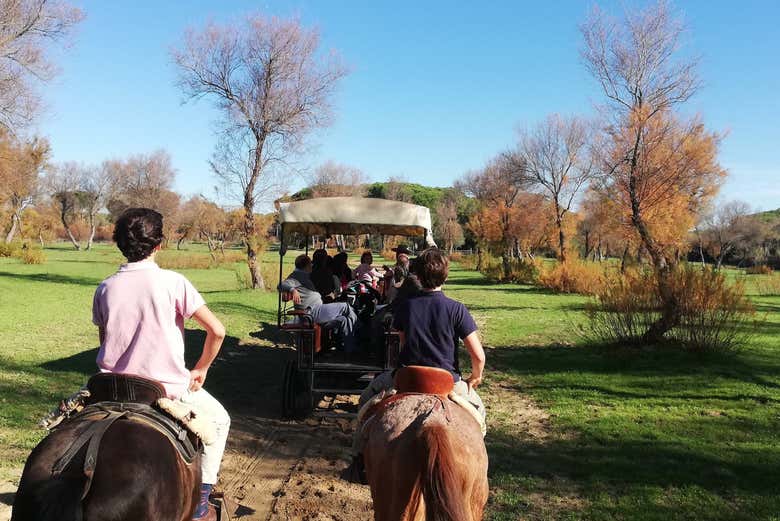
[343,453,367,485]
[192,484,217,521]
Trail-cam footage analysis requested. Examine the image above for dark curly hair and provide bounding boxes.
[416,248,449,289]
[113,208,164,262]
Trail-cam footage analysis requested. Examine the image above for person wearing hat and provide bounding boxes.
[383,244,413,303]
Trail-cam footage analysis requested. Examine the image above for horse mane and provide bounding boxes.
[411,421,471,521]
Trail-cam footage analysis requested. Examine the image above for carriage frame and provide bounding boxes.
[274,197,435,417]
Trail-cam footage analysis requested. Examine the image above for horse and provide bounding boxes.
[361,367,489,521]
[12,374,201,521]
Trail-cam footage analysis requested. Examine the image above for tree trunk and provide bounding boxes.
[39,231,44,248]
[555,210,567,262]
[243,201,263,289]
[476,247,484,272]
[86,213,96,251]
[501,248,511,280]
[59,209,80,250]
[5,213,19,243]
[177,237,185,250]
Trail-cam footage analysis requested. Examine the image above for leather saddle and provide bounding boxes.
[360,366,456,424]
[51,374,201,499]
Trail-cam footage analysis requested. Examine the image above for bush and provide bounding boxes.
[0,241,22,258]
[20,247,46,265]
[480,256,540,284]
[755,274,780,296]
[451,252,477,271]
[157,249,245,270]
[584,265,754,351]
[672,266,755,351]
[538,259,605,295]
[746,265,773,275]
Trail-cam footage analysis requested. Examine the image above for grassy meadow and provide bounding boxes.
[1,243,779,520]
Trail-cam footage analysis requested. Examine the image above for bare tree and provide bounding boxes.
[514,114,594,261]
[173,14,347,289]
[0,0,83,129]
[308,160,366,197]
[700,200,752,269]
[46,161,81,249]
[582,0,724,342]
[104,150,179,219]
[79,162,113,249]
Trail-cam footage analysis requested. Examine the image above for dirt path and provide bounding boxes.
[218,397,372,521]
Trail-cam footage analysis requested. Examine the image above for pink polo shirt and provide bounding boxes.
[92,259,206,399]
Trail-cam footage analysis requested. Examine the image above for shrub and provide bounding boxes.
[20,247,46,265]
[583,268,660,345]
[671,266,755,351]
[584,265,754,351]
[754,274,780,296]
[156,249,245,270]
[480,256,540,284]
[452,252,478,271]
[746,265,773,275]
[538,259,605,295]
[0,241,22,258]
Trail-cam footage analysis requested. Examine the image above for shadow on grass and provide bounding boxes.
[0,270,103,287]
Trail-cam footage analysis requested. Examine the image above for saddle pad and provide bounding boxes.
[157,398,217,445]
[448,391,486,436]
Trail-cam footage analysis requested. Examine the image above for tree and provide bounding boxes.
[434,190,464,253]
[79,162,113,250]
[0,131,49,242]
[47,161,82,249]
[514,114,594,261]
[173,14,347,289]
[308,160,366,198]
[103,151,180,222]
[457,155,529,279]
[0,0,83,128]
[582,0,726,342]
[699,200,751,269]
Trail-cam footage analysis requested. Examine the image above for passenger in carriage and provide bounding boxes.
[279,254,360,352]
[353,251,382,287]
[331,251,353,291]
[383,244,413,303]
[92,208,230,521]
[310,248,341,303]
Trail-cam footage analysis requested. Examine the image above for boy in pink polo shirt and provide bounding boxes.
[92,208,229,521]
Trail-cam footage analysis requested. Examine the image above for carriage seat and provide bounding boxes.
[86,373,165,406]
[394,366,455,396]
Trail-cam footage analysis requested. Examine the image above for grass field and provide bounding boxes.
[1,243,778,520]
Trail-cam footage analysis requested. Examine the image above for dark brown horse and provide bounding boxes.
[361,368,489,521]
[12,375,201,521]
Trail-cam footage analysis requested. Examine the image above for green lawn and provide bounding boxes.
[0,244,778,520]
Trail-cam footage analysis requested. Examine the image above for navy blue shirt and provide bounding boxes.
[392,290,478,378]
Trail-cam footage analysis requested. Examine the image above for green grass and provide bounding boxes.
[1,244,779,520]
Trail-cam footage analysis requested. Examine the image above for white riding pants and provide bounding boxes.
[179,388,231,484]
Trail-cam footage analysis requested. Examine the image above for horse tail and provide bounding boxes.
[416,422,470,521]
[12,476,84,521]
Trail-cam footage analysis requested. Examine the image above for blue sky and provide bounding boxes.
[36,1,780,211]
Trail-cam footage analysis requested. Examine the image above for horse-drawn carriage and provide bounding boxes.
[274,196,436,417]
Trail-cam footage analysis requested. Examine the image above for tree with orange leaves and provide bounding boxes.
[582,0,726,341]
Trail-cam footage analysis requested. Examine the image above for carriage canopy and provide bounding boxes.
[276,197,436,245]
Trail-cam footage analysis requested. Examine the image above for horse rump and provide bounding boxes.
[414,422,470,521]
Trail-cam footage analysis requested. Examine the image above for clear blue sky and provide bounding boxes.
[36,0,780,211]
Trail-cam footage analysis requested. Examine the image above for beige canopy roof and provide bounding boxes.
[276,197,435,244]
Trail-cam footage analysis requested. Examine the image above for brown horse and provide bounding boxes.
[12,375,201,521]
[362,393,489,521]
